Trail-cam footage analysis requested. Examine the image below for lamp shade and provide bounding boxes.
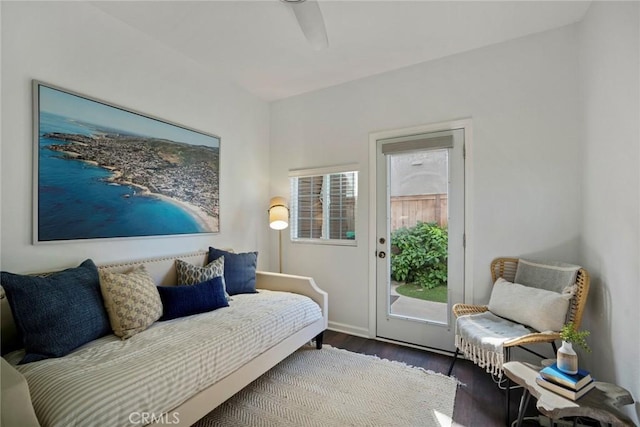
[268,196,289,230]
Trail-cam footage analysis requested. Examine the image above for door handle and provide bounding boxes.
[378,251,386,259]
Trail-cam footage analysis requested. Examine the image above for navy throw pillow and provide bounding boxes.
[208,247,258,295]
[1,259,111,364]
[157,276,229,321]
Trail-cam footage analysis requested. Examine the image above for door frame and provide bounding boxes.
[367,118,474,344]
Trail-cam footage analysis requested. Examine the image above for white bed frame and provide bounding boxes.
[0,251,328,427]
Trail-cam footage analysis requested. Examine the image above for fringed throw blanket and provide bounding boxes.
[455,312,533,378]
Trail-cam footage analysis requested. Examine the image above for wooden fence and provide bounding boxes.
[390,194,448,231]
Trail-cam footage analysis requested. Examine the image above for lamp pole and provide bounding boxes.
[278,229,283,274]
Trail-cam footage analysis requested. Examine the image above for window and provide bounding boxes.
[289,166,358,245]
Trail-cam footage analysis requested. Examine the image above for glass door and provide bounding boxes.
[375,129,464,351]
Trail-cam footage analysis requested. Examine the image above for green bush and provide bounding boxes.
[390,222,448,289]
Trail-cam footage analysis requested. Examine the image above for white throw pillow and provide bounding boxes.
[488,278,572,332]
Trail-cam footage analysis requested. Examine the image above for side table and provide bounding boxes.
[503,361,636,427]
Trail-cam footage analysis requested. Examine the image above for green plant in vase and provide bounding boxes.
[557,322,590,374]
[560,322,591,352]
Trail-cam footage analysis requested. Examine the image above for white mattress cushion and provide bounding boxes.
[5,290,322,427]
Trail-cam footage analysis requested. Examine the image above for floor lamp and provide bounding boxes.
[268,196,289,273]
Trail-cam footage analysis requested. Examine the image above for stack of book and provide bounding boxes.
[536,363,595,400]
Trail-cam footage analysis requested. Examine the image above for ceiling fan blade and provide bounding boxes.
[290,0,329,50]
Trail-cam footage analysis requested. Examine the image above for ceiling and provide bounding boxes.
[91,1,591,102]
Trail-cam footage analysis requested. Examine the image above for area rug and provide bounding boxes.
[194,345,458,427]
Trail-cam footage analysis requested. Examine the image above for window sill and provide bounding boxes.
[291,239,357,247]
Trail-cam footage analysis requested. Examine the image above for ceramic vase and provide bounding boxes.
[557,341,578,374]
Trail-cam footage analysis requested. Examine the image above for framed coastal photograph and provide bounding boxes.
[33,80,220,243]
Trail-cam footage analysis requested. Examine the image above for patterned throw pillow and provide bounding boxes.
[176,257,229,299]
[99,265,163,340]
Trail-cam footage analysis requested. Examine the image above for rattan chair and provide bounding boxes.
[447,257,590,376]
[447,257,590,423]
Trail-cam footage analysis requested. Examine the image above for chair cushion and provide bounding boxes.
[488,278,572,332]
[0,260,111,364]
[208,247,258,295]
[514,259,580,293]
[99,265,163,339]
[157,276,229,321]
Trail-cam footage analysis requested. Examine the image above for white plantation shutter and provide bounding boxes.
[292,175,323,239]
[289,166,358,244]
[327,172,357,239]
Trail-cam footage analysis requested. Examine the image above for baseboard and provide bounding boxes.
[327,321,370,338]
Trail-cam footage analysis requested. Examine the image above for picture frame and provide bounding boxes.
[33,80,220,243]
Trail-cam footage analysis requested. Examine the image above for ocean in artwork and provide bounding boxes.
[38,111,215,241]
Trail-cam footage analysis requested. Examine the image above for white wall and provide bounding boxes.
[5,3,636,418]
[579,2,640,422]
[0,2,271,273]
[271,26,582,335]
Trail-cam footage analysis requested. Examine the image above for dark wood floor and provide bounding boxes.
[323,330,541,427]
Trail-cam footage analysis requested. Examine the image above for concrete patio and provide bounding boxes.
[389,283,448,323]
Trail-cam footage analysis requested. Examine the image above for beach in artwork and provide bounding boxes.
[37,85,220,241]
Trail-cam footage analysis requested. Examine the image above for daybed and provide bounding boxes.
[0,250,328,427]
